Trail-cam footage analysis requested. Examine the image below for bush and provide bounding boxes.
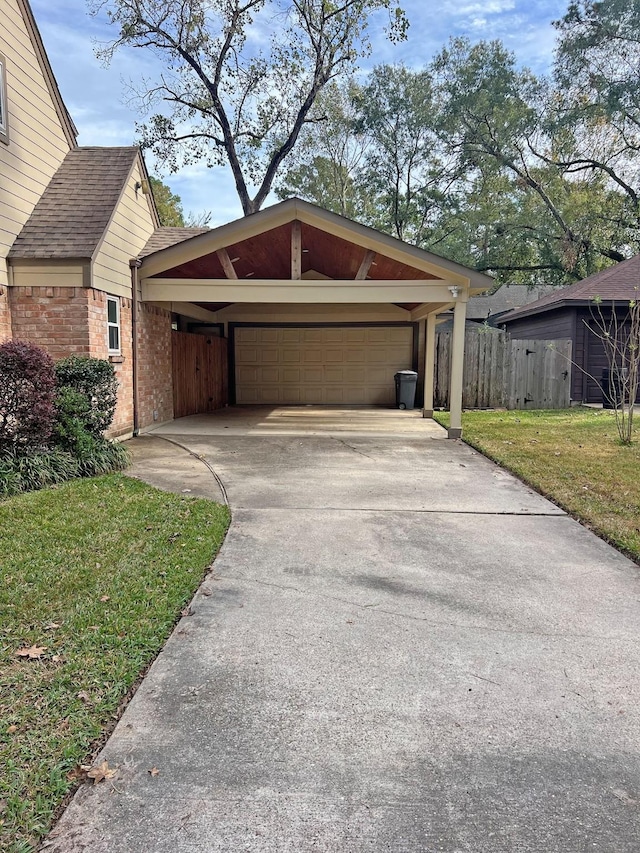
[0,448,79,497]
[0,340,56,453]
[55,355,118,435]
[0,349,129,498]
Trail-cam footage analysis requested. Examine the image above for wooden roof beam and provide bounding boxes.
[216,248,238,279]
[355,250,376,280]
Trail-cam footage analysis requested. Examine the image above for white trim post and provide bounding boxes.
[423,312,436,418]
[448,297,467,438]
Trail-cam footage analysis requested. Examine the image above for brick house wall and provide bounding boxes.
[86,289,134,438]
[0,289,11,341]
[5,285,168,439]
[137,302,173,430]
[9,286,91,356]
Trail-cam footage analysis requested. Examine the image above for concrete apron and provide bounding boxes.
[47,428,640,852]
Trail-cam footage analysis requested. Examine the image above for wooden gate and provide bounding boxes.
[506,338,572,409]
[434,329,573,410]
[172,331,228,418]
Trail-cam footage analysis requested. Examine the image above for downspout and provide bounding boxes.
[129,258,142,436]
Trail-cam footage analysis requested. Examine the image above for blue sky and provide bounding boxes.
[31,0,568,226]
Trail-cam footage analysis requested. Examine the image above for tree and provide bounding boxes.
[432,37,632,280]
[149,176,212,227]
[276,79,372,219]
[149,176,185,226]
[355,64,459,245]
[588,293,639,444]
[91,0,408,216]
[551,1,640,224]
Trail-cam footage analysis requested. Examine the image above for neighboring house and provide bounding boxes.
[501,256,640,403]
[437,283,561,331]
[1,0,493,439]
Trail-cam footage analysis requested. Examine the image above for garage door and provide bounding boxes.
[234,326,415,405]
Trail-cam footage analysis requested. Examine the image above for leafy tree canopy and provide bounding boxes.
[91,0,408,215]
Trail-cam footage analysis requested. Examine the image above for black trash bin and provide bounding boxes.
[394,370,418,410]
[602,367,628,409]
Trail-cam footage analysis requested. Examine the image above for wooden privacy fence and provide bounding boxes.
[435,327,572,410]
[172,331,228,419]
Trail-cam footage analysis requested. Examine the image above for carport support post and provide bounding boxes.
[422,312,436,418]
[448,296,467,439]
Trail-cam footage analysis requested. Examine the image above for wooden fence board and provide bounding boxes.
[172,331,228,419]
[434,328,572,410]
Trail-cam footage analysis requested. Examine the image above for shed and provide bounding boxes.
[501,257,640,403]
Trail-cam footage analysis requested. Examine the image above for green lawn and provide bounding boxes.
[0,475,230,853]
[434,408,640,563]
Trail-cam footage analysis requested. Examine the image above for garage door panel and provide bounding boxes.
[303,367,324,382]
[235,326,413,405]
[282,367,302,382]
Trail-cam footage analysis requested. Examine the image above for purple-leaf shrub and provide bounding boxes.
[0,340,57,453]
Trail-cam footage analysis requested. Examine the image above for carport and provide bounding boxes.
[137,199,492,438]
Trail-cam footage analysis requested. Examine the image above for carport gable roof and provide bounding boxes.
[137,198,493,295]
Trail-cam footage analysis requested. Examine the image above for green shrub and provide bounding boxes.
[0,340,56,453]
[0,449,79,497]
[73,434,129,477]
[54,355,118,435]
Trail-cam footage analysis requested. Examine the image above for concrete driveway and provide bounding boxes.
[48,412,640,852]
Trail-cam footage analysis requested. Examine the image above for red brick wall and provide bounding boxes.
[9,286,91,357]
[0,287,11,342]
[137,302,173,430]
[85,289,134,438]
[6,286,174,437]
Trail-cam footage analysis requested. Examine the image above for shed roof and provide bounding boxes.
[466,284,561,321]
[501,256,640,323]
[9,147,140,260]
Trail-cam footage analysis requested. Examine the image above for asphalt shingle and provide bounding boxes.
[9,147,139,259]
[501,255,640,322]
[139,227,210,258]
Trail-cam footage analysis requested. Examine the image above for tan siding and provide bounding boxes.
[92,161,157,297]
[12,265,84,288]
[0,0,71,266]
[218,303,410,324]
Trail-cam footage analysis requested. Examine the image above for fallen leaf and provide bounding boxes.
[77,690,92,704]
[44,623,60,631]
[148,767,160,777]
[168,532,181,543]
[51,654,62,663]
[181,605,195,617]
[99,595,110,603]
[85,761,117,784]
[16,645,47,659]
[6,725,17,734]
[66,765,87,783]
[201,589,212,597]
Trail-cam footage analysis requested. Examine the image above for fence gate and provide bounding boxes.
[434,328,572,410]
[506,338,572,409]
[172,331,228,418]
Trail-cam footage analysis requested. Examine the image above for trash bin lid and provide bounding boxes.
[394,370,418,377]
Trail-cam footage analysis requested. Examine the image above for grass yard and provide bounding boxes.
[434,408,640,563]
[0,474,230,853]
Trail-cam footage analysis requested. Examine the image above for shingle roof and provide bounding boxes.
[501,255,640,323]
[466,284,561,321]
[9,147,139,259]
[140,227,210,258]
